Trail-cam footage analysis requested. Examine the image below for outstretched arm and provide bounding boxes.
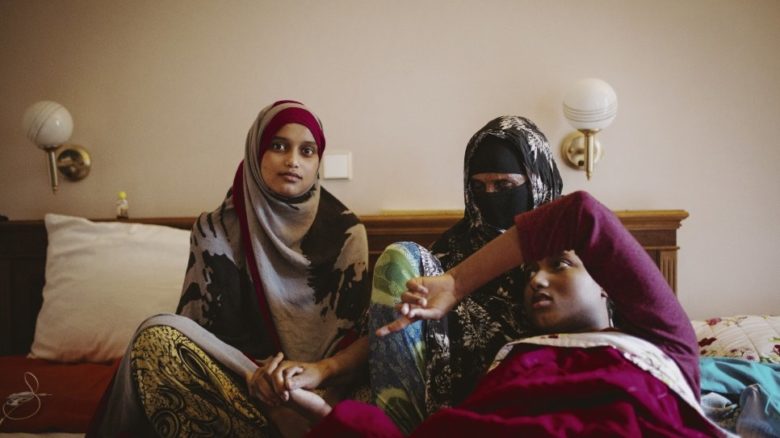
[376,226,524,335]
[378,191,699,395]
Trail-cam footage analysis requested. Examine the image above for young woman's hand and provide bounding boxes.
[375,273,460,336]
[286,388,333,422]
[246,352,290,406]
[247,354,332,405]
[273,359,330,392]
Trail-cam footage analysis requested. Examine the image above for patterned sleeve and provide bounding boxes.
[341,222,371,337]
[175,210,273,357]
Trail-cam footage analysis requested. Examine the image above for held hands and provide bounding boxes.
[375,273,461,336]
[246,353,329,407]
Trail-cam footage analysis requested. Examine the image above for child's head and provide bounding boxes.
[523,250,611,334]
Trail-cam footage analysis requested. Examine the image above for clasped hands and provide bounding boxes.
[245,353,329,407]
[376,272,461,336]
[245,272,461,405]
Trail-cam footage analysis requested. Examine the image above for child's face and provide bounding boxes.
[523,250,609,334]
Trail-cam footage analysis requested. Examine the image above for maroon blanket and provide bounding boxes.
[311,345,722,437]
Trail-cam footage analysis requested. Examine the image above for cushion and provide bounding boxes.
[693,315,780,363]
[0,356,118,432]
[29,214,191,362]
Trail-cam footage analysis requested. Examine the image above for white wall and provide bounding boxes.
[1,0,778,318]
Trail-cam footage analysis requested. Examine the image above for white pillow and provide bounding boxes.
[30,214,191,363]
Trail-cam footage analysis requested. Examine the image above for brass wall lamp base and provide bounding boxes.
[40,144,91,193]
[560,131,602,179]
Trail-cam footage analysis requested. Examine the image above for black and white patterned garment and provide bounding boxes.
[426,115,563,410]
[177,101,370,362]
[90,101,371,436]
[177,186,370,361]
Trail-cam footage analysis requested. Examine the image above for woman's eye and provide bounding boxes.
[555,258,572,269]
[471,181,486,193]
[301,145,317,156]
[495,180,521,192]
[270,142,286,152]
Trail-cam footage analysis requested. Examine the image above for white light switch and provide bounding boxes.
[322,151,352,180]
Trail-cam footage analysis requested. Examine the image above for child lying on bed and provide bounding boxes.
[283,191,728,437]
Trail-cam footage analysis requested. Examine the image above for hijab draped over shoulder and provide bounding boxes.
[177,101,370,363]
[426,115,563,408]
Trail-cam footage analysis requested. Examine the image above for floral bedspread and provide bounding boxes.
[692,315,780,363]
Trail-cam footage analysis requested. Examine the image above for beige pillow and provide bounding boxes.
[30,214,191,363]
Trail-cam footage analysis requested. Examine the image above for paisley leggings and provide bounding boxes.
[368,242,444,434]
[131,324,273,437]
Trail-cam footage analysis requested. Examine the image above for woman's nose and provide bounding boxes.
[529,271,549,290]
[285,152,299,167]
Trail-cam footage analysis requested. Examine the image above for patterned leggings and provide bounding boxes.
[131,325,273,437]
[368,242,444,434]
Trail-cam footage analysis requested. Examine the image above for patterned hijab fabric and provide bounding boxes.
[426,115,563,409]
[177,101,370,362]
[433,115,562,267]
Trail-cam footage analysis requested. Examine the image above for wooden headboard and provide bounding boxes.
[0,210,687,356]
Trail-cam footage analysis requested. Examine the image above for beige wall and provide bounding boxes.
[1,0,778,318]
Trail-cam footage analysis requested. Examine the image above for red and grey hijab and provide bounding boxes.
[177,101,370,362]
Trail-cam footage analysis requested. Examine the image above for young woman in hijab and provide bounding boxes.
[88,100,371,437]
[368,115,563,432]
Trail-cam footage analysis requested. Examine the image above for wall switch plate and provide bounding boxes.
[322,151,352,180]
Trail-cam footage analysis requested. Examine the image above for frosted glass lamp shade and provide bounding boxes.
[21,100,90,193]
[22,101,73,148]
[563,79,617,130]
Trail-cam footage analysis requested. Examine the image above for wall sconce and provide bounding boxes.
[561,78,617,180]
[22,101,91,193]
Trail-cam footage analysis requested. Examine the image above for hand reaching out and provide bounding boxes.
[375,273,461,336]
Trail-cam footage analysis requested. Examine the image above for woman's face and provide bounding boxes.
[260,123,320,198]
[523,250,610,334]
[469,172,532,229]
[469,173,527,194]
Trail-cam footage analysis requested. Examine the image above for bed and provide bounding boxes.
[0,210,777,436]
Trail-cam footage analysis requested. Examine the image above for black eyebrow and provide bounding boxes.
[552,251,568,260]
